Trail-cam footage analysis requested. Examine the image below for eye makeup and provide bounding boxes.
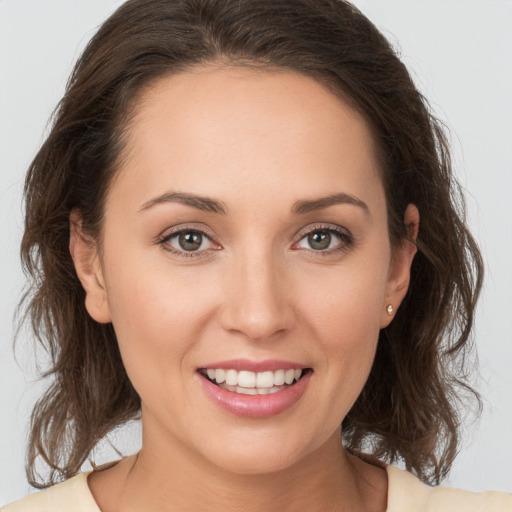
[155,222,355,259]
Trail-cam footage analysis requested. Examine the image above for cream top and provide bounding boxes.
[2,464,511,511]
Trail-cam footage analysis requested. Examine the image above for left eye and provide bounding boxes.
[295,228,347,251]
[164,230,215,253]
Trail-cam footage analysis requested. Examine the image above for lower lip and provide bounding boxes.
[198,371,311,418]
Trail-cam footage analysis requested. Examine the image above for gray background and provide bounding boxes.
[1,0,511,505]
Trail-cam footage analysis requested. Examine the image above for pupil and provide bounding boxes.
[309,231,331,250]
[179,232,202,251]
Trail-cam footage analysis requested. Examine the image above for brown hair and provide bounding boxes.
[20,0,483,488]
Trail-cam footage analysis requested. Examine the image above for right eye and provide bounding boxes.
[158,228,220,257]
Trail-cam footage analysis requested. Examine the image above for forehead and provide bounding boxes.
[111,64,384,214]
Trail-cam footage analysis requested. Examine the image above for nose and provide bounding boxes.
[219,248,296,341]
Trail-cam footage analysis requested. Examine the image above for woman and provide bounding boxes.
[2,0,511,510]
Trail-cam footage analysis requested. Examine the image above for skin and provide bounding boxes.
[71,64,419,512]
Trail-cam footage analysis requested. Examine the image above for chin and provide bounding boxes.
[194,426,322,476]
[207,448,301,476]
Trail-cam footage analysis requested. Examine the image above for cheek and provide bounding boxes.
[309,287,383,382]
[101,251,218,384]
[301,252,389,343]
[297,251,389,401]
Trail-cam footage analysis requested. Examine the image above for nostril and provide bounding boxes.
[218,274,296,340]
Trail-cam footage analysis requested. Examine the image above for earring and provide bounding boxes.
[386,304,394,315]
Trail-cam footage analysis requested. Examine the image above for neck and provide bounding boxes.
[114,428,384,512]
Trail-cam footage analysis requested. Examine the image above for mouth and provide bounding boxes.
[198,367,311,396]
[197,359,313,417]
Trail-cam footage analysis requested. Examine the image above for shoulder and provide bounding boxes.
[386,465,512,512]
[1,473,100,512]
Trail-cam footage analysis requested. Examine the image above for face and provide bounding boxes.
[72,65,417,475]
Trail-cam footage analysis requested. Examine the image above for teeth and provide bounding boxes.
[214,369,225,384]
[285,369,295,385]
[225,369,238,386]
[238,370,256,388]
[204,368,304,389]
[222,383,289,395]
[256,371,274,388]
[235,386,258,395]
[273,369,285,386]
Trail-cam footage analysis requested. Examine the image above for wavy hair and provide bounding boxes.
[19,0,483,487]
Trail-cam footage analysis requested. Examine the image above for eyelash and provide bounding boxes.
[157,224,353,259]
[293,224,354,256]
[157,225,219,259]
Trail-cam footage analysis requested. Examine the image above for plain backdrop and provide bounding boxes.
[1,0,511,505]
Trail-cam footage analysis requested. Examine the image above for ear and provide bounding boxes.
[380,204,419,328]
[69,210,112,323]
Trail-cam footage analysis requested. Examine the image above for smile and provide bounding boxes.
[197,362,312,418]
[200,368,303,395]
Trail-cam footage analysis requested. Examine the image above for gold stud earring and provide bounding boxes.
[386,304,394,315]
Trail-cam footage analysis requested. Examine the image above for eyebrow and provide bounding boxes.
[139,192,228,214]
[139,191,369,216]
[291,193,370,216]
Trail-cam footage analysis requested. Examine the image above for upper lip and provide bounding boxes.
[198,359,309,373]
